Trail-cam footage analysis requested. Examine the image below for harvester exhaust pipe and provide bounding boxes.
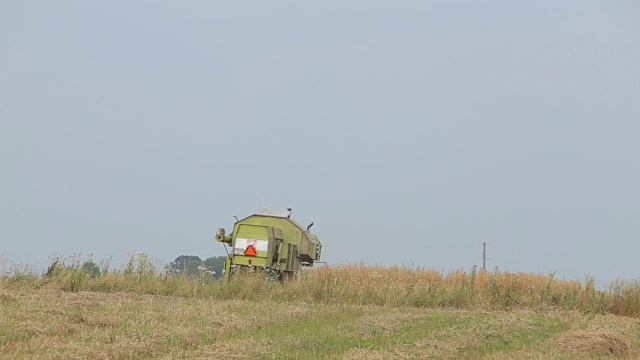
[215,228,232,244]
[307,222,314,231]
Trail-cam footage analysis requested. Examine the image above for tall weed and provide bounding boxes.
[2,256,640,318]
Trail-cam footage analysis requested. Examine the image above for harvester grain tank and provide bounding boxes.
[215,208,322,281]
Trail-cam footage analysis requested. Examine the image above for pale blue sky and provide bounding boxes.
[1,1,639,284]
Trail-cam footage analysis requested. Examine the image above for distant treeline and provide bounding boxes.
[0,253,227,280]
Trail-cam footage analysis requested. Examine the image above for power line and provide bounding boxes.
[490,244,638,266]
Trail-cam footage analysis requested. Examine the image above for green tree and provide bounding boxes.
[81,260,101,278]
[203,256,227,279]
[169,255,203,277]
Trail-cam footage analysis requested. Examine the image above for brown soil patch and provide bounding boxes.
[554,331,633,358]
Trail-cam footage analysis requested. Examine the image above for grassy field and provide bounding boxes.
[2,255,640,359]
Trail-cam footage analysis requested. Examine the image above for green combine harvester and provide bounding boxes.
[215,208,322,281]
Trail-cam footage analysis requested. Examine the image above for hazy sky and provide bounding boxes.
[2,1,639,284]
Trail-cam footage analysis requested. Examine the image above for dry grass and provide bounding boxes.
[0,289,277,359]
[350,310,424,339]
[3,255,640,318]
[3,254,640,358]
[281,264,637,316]
[555,331,634,358]
[2,289,640,359]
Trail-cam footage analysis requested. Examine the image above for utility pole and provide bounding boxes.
[482,242,487,271]
[476,242,489,271]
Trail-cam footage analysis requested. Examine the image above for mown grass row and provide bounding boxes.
[2,253,640,318]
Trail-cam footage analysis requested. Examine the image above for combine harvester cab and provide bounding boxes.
[215,208,322,281]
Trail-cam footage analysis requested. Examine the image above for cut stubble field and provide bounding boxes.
[2,258,640,359]
[2,289,639,359]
